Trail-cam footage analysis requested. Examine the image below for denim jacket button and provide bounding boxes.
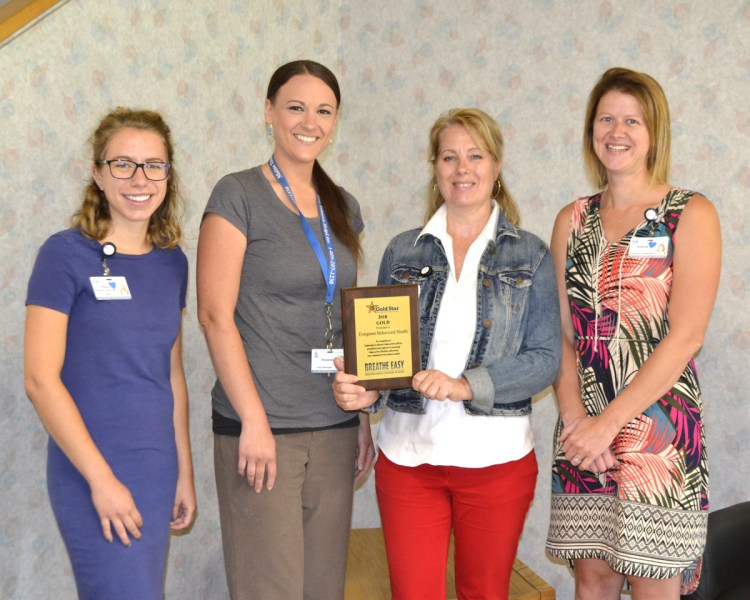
[489,246,496,255]
[482,278,492,287]
[515,276,524,285]
[482,318,492,329]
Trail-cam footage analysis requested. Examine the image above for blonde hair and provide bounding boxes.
[583,67,671,189]
[71,107,182,248]
[426,107,520,226]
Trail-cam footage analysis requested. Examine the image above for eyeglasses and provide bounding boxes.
[97,159,170,181]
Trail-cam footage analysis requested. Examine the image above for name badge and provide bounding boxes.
[628,236,669,259]
[90,276,132,300]
[311,348,342,374]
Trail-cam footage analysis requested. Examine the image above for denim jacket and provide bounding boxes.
[371,211,561,417]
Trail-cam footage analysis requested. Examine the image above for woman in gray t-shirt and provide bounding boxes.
[197,60,374,600]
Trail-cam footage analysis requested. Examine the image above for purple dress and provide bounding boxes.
[26,229,187,600]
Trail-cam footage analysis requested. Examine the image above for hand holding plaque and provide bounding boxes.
[340,285,420,390]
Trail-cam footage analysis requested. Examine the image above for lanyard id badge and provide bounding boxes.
[268,156,340,374]
[311,348,343,374]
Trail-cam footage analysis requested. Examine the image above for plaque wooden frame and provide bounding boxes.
[340,284,420,390]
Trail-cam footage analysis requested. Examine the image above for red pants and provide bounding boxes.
[375,450,537,600]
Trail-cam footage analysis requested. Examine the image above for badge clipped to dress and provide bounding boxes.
[90,276,132,300]
[628,236,670,259]
[90,241,132,300]
[628,207,669,259]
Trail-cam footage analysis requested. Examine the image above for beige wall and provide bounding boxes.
[2,1,748,598]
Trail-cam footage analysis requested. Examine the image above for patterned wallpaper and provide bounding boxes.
[1,1,748,598]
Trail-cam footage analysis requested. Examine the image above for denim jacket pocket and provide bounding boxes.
[473,267,534,382]
[390,264,448,287]
[497,269,533,314]
[390,265,428,285]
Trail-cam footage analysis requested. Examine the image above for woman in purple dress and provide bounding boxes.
[24,108,196,599]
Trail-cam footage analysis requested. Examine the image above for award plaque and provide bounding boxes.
[340,284,420,390]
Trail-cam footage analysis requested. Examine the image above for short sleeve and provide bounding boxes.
[204,173,252,237]
[26,233,80,315]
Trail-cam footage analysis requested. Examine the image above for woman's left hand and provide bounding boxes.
[411,370,472,402]
[558,414,619,473]
[354,414,376,483]
[170,475,197,531]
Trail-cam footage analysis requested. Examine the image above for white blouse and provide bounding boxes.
[378,203,533,468]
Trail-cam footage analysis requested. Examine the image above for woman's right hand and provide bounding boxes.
[238,417,276,493]
[333,357,380,411]
[25,307,146,547]
[198,214,279,493]
[588,448,620,474]
[90,475,143,546]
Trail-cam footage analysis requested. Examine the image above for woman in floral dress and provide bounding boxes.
[546,67,721,599]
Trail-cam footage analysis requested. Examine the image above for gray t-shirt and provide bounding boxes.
[204,165,363,429]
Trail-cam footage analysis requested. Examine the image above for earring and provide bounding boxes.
[266,123,273,140]
[328,138,333,145]
[492,177,502,199]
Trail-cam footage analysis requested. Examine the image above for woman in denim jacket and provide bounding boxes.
[333,108,561,599]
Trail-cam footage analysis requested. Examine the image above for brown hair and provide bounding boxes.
[426,107,520,226]
[267,60,361,262]
[583,67,671,189]
[71,107,182,248]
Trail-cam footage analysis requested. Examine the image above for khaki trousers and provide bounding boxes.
[214,427,358,600]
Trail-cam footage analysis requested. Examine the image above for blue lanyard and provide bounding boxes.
[268,155,337,306]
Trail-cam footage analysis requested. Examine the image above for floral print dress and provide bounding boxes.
[546,189,708,594]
